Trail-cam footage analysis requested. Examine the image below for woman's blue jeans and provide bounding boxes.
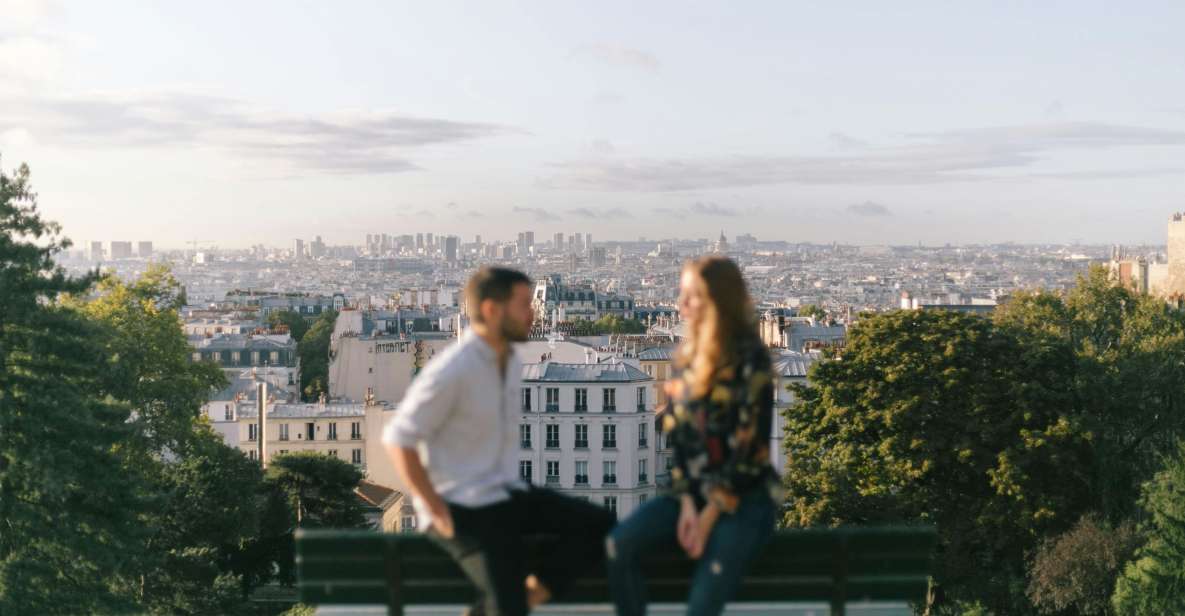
[606,489,776,616]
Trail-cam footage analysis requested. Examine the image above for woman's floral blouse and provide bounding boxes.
[662,337,775,512]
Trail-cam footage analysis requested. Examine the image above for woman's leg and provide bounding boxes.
[606,495,681,616]
[685,491,777,616]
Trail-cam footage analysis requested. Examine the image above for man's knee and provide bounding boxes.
[605,524,639,564]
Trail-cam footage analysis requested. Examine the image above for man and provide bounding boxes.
[383,267,615,616]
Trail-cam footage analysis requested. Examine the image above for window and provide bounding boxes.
[351,422,361,439]
[279,449,288,455]
[192,352,201,362]
[638,459,648,484]
[247,424,257,441]
[603,388,616,412]
[520,460,533,483]
[279,423,290,441]
[521,388,532,412]
[401,515,417,533]
[231,351,241,363]
[328,422,338,440]
[248,449,257,460]
[575,388,588,413]
[546,461,560,483]
[604,496,617,514]
[645,365,653,376]
[546,388,560,412]
[352,449,363,465]
[574,424,588,448]
[251,351,260,365]
[637,387,646,412]
[665,456,674,471]
[520,424,532,449]
[224,404,233,421]
[603,460,617,485]
[305,422,315,440]
[270,351,280,364]
[603,424,617,449]
[638,493,648,505]
[575,461,589,485]
[546,424,560,449]
[328,450,338,458]
[638,423,648,448]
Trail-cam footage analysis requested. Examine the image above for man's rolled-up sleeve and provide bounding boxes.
[381,362,459,448]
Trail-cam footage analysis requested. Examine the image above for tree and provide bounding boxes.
[268,309,310,342]
[783,309,1091,612]
[1112,441,1185,614]
[298,309,337,401]
[1027,514,1141,616]
[66,264,227,456]
[593,314,647,335]
[798,304,828,321]
[1,160,147,614]
[265,452,367,529]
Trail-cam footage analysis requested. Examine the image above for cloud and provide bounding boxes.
[543,122,1185,191]
[571,44,660,72]
[653,203,759,218]
[512,206,561,222]
[465,210,485,218]
[571,206,631,219]
[0,89,517,174]
[828,132,867,149]
[846,201,892,217]
[689,202,738,216]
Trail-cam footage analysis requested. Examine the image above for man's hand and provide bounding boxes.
[677,495,699,555]
[687,502,720,559]
[428,498,455,539]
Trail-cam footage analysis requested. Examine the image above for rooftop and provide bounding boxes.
[521,361,651,383]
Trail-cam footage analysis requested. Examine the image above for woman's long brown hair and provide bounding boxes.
[676,256,759,398]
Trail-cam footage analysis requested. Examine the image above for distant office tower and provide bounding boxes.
[110,241,133,260]
[426,233,434,249]
[554,233,563,251]
[294,239,305,260]
[585,233,592,252]
[569,234,578,254]
[590,246,607,267]
[445,236,459,263]
[525,231,535,250]
[416,233,424,251]
[138,241,153,258]
[90,241,104,262]
[573,233,584,254]
[475,234,482,245]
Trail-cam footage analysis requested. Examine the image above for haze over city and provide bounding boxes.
[4,0,1185,248]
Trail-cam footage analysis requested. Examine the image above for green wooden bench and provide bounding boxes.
[296,526,936,615]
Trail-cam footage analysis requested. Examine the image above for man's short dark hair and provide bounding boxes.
[465,267,533,324]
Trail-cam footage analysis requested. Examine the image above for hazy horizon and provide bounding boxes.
[4,1,1185,248]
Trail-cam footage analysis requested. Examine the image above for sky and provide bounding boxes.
[3,0,1185,249]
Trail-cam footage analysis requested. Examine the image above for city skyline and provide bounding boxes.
[4,1,1185,248]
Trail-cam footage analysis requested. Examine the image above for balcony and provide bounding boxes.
[574,475,589,486]
[638,474,648,484]
[545,404,560,413]
[602,475,617,486]
[574,440,588,449]
[545,476,560,486]
[603,406,616,413]
[520,441,532,450]
[574,405,588,413]
[636,404,646,413]
[545,440,560,449]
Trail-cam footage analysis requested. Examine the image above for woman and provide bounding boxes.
[607,255,778,616]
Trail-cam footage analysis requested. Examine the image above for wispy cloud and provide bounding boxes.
[512,206,561,222]
[829,132,868,149]
[654,202,760,218]
[1,89,517,174]
[571,44,660,72]
[544,123,1185,191]
[846,201,892,217]
[571,206,631,219]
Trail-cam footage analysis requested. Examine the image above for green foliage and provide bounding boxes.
[1027,514,1141,615]
[298,309,337,401]
[268,309,310,342]
[1112,441,1185,614]
[266,452,367,529]
[798,304,828,321]
[784,266,1185,612]
[1,160,146,614]
[566,315,648,336]
[66,264,227,455]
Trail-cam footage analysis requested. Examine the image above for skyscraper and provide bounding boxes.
[138,241,153,258]
[110,241,133,260]
[294,239,305,260]
[525,231,535,251]
[416,233,424,251]
[585,233,592,252]
[554,233,564,251]
[90,241,104,262]
[445,236,459,264]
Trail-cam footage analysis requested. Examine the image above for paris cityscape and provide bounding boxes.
[6,2,1185,615]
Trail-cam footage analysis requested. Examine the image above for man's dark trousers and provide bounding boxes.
[427,486,616,616]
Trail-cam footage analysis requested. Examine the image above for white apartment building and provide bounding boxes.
[518,360,658,520]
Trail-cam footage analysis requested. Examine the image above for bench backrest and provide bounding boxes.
[297,526,936,615]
